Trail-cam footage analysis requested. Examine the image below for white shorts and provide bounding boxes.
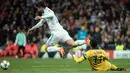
[46,29,72,45]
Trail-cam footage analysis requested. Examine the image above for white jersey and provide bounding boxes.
[30,7,72,45]
[31,7,64,32]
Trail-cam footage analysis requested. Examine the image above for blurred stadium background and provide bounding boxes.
[0,0,130,71]
[0,0,130,59]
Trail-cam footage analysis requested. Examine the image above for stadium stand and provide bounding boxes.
[0,0,130,57]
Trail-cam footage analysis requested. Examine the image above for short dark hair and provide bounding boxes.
[90,39,98,48]
[35,2,46,8]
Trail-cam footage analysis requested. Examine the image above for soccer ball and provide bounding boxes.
[0,60,10,70]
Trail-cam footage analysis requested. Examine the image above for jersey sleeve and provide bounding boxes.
[23,34,26,46]
[85,51,90,58]
[41,11,54,19]
[14,34,18,46]
[73,51,89,63]
[73,55,85,63]
[103,50,109,60]
[29,19,45,30]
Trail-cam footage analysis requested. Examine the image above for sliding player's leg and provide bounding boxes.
[110,64,126,71]
[46,33,65,57]
[110,64,118,71]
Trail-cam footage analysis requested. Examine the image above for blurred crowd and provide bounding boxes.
[0,0,130,51]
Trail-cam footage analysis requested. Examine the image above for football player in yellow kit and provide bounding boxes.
[70,39,126,71]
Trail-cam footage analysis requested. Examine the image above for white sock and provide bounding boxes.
[77,44,87,50]
[47,46,60,52]
[75,40,85,46]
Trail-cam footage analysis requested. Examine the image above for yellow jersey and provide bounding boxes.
[73,49,117,71]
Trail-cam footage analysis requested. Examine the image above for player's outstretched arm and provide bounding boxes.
[73,55,85,63]
[35,16,41,20]
[70,49,85,63]
[28,19,44,33]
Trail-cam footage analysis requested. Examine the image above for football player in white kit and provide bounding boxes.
[28,2,90,57]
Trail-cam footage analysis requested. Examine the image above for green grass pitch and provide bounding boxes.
[0,58,130,73]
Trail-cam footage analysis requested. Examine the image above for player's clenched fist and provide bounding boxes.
[35,16,41,20]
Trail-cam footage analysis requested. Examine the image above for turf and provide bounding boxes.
[0,58,130,73]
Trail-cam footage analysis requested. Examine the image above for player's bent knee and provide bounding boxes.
[65,40,75,46]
